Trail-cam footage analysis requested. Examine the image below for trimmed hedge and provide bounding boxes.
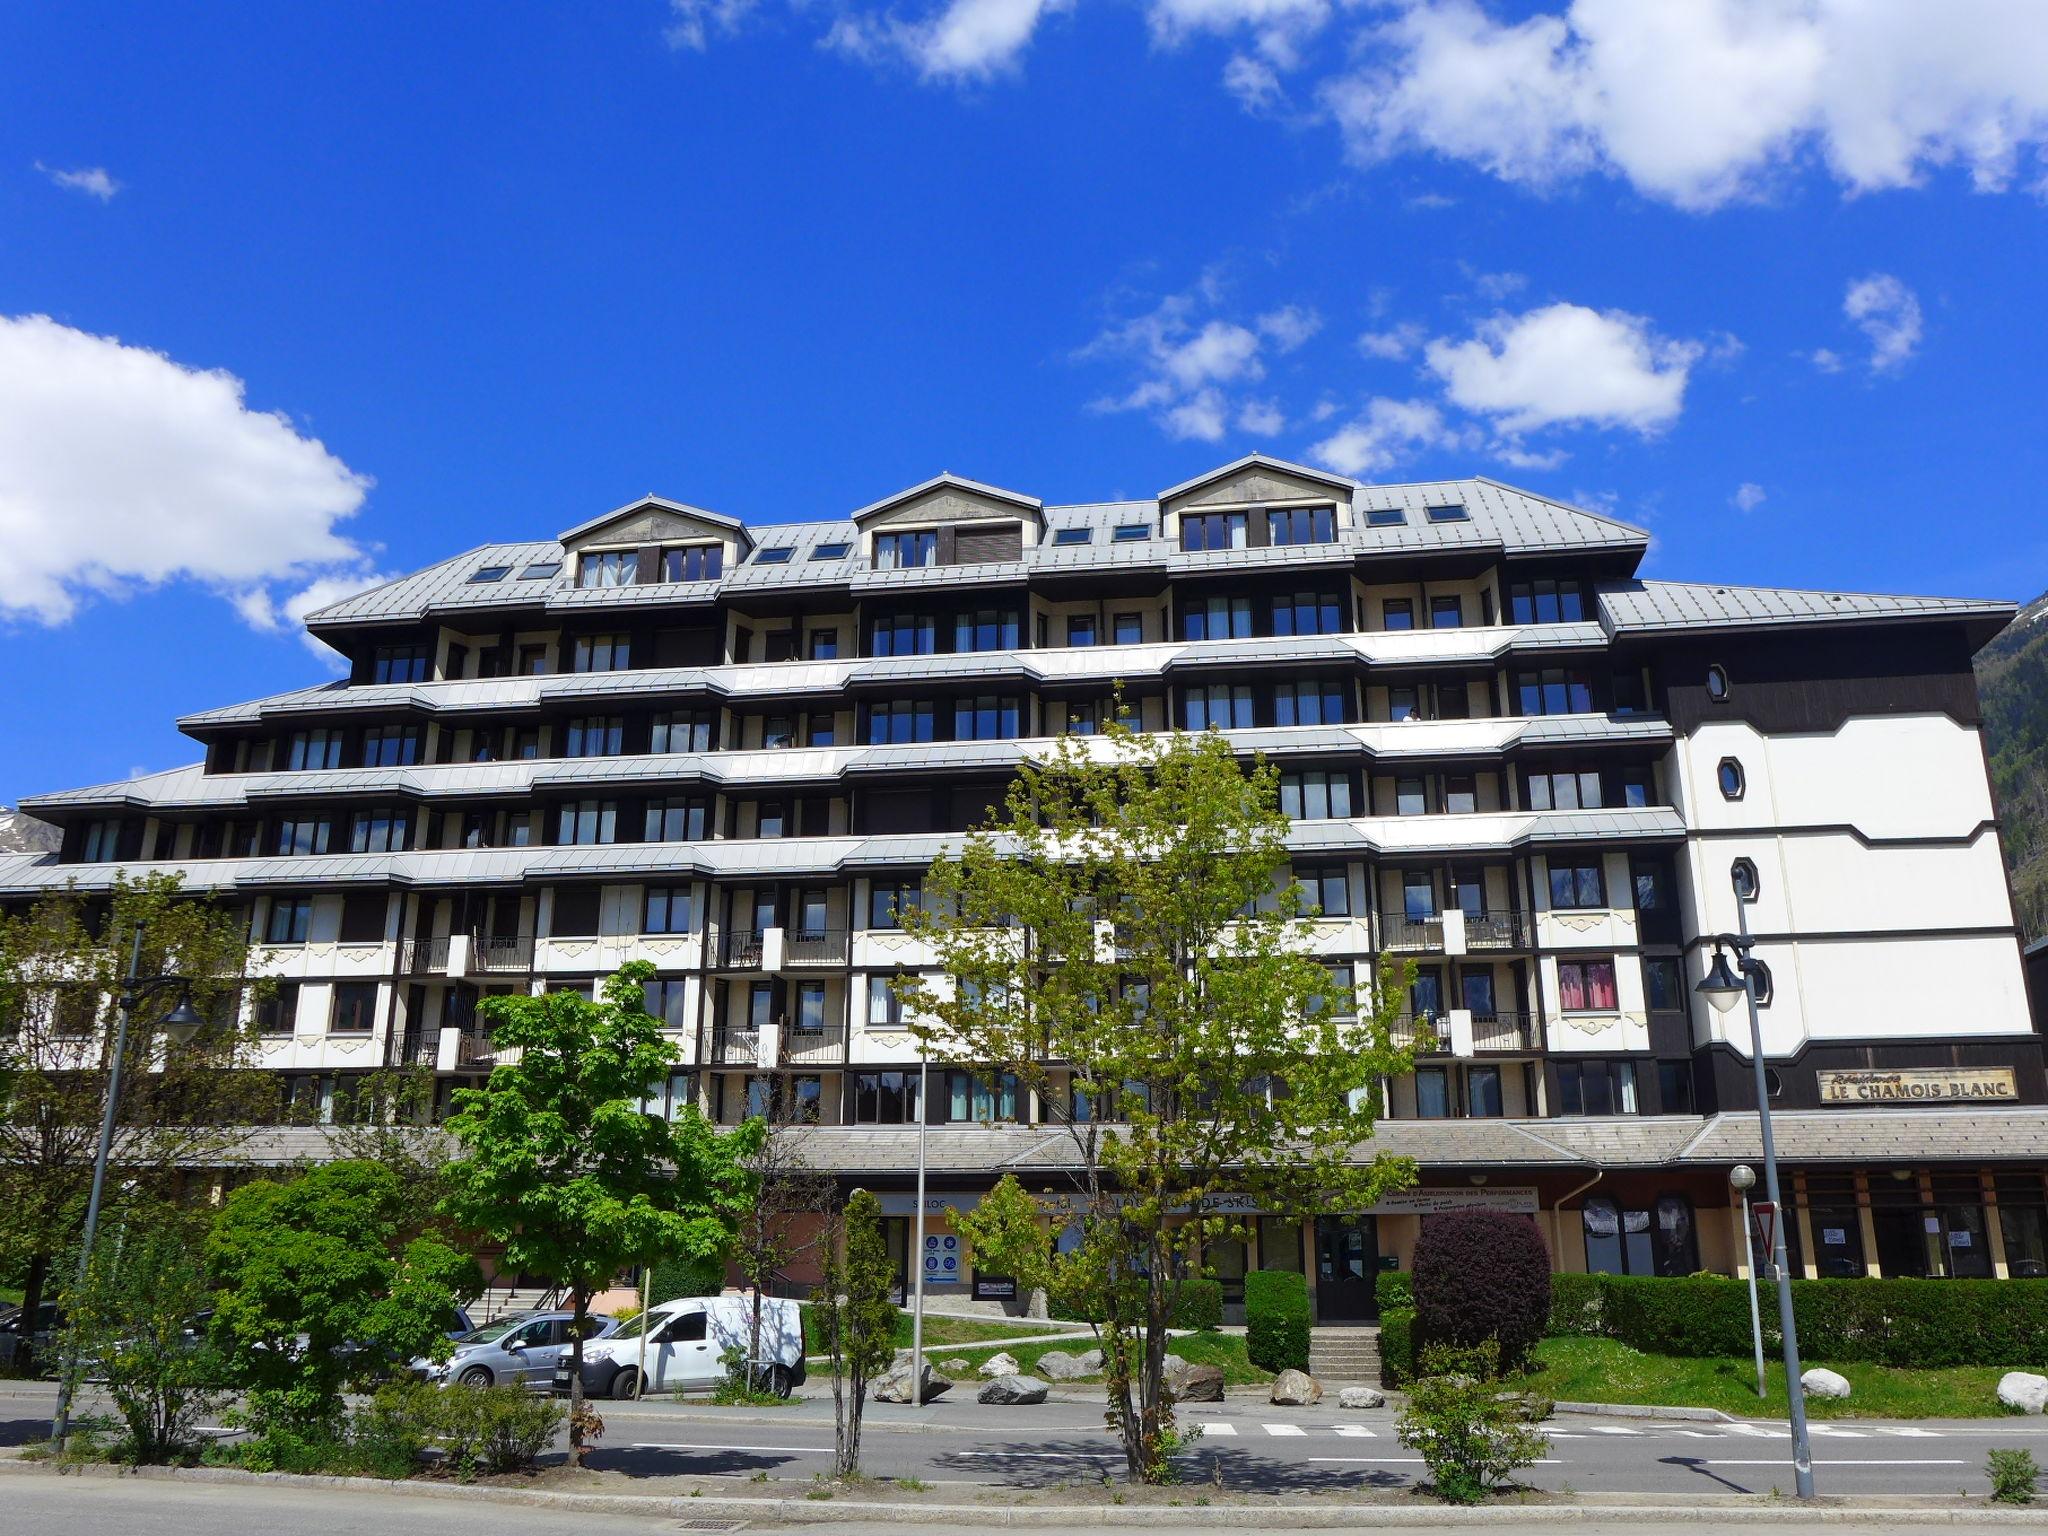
[648,1253,727,1306]
[1547,1273,1604,1337]
[1376,1272,1413,1313]
[1173,1276,1224,1331]
[1378,1307,1415,1387]
[1245,1269,1311,1373]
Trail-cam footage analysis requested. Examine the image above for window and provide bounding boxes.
[371,645,430,685]
[1425,503,1468,522]
[1387,686,1419,722]
[873,530,937,569]
[1381,598,1415,631]
[808,627,840,659]
[1558,1061,1639,1119]
[571,634,630,673]
[1052,526,1093,546]
[564,716,623,757]
[1526,768,1602,811]
[1468,1065,1503,1118]
[1619,768,1654,807]
[254,982,299,1034]
[276,818,332,856]
[1395,778,1427,816]
[803,541,847,561]
[1112,523,1150,542]
[753,546,793,565]
[644,798,708,842]
[1438,682,1469,718]
[1611,668,1647,714]
[807,712,838,747]
[1632,859,1671,916]
[1279,771,1352,819]
[468,565,510,583]
[1717,757,1746,800]
[266,898,314,945]
[865,974,908,1027]
[577,549,638,588]
[1429,594,1464,629]
[1642,957,1683,1012]
[1402,871,1435,921]
[558,800,617,845]
[330,983,377,1033]
[286,729,343,772]
[349,808,408,853]
[1313,963,1358,1020]
[865,699,935,744]
[517,644,549,675]
[852,1071,921,1123]
[947,1070,1022,1122]
[1443,775,1477,815]
[761,715,794,750]
[1547,859,1604,909]
[1066,614,1096,647]
[954,695,1021,740]
[1272,590,1344,636]
[1066,701,1099,736]
[1298,866,1350,917]
[1275,680,1346,726]
[80,820,121,863]
[1415,1067,1451,1119]
[793,981,829,1033]
[518,560,562,580]
[1558,959,1619,1011]
[1366,506,1406,527]
[1267,505,1335,545]
[1657,1060,1695,1114]
[1705,664,1731,702]
[954,609,1020,652]
[1732,857,1760,901]
[1514,668,1595,715]
[868,881,922,929]
[870,612,936,656]
[1181,511,1248,551]
[644,885,694,934]
[650,711,712,754]
[1185,684,1254,731]
[1183,596,1252,641]
[661,544,723,581]
[1461,968,1495,1016]
[360,724,422,767]
[1508,579,1588,625]
[1112,612,1144,645]
[642,978,690,1029]
[755,801,787,837]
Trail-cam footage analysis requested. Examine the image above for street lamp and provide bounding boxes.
[908,1036,930,1406]
[1696,870,1815,1500]
[1728,1163,1765,1398]
[50,926,203,1449]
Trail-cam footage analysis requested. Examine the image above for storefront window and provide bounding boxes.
[1257,1216,1304,1272]
[1999,1177,2048,1278]
[1804,1175,1866,1277]
[1652,1195,1698,1276]
[1583,1195,1658,1275]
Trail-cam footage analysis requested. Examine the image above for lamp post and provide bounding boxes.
[902,1037,930,1406]
[1697,869,1814,1500]
[50,924,205,1449]
[1729,1163,1766,1398]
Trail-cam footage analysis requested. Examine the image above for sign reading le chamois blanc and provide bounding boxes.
[1817,1067,2019,1105]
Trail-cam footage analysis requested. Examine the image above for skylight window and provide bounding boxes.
[1053,527,1093,546]
[812,542,851,560]
[517,560,563,580]
[468,565,511,584]
[1425,504,1470,523]
[1112,523,1150,542]
[754,546,794,565]
[1366,507,1406,527]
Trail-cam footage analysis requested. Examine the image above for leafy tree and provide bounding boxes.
[207,1159,479,1442]
[439,962,761,1465]
[901,724,1418,1481]
[814,1189,897,1477]
[729,1088,835,1389]
[1396,1341,1552,1503]
[59,1206,223,1463]
[1412,1211,1553,1373]
[949,1174,1054,1314]
[322,1065,456,1239]
[0,875,270,1365]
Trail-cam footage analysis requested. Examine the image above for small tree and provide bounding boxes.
[59,1206,223,1463]
[207,1159,479,1445]
[902,725,1419,1480]
[1412,1211,1553,1374]
[730,1094,836,1390]
[815,1189,898,1477]
[439,962,761,1466]
[950,1174,1053,1315]
[323,1065,456,1239]
[1396,1341,1552,1504]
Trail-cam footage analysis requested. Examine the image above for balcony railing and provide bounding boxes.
[783,929,849,966]
[722,930,765,969]
[401,936,450,974]
[1388,1013,1444,1052]
[455,1029,495,1067]
[469,934,534,974]
[391,1032,438,1068]
[1382,916,1443,951]
[705,1025,762,1066]
[1464,912,1531,951]
[1471,1010,1537,1052]
[781,1020,849,1065]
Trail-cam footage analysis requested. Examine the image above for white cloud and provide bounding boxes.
[1463,266,1527,302]
[1357,321,1424,360]
[1257,304,1322,351]
[1164,388,1230,441]
[1222,52,1284,111]
[35,162,120,201]
[1843,272,1922,372]
[825,0,1071,81]
[1424,302,1703,434]
[1732,481,1767,512]
[1490,439,1569,471]
[1162,319,1265,389]
[1323,0,2048,211]
[1807,346,1845,373]
[0,314,375,635]
[665,0,758,50]
[1308,396,1464,477]
[1237,396,1286,434]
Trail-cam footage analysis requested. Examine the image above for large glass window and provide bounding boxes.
[1272,591,1344,636]
[1515,668,1595,715]
[651,711,712,754]
[1429,594,1464,629]
[955,610,1021,653]
[360,724,422,767]
[1582,1196,1648,1274]
[1297,865,1350,918]
[1642,956,1683,1011]
[571,634,630,673]
[870,612,937,657]
[1267,505,1335,545]
[1279,771,1352,819]
[954,695,1021,740]
[1557,959,1619,1011]
[349,808,408,854]
[1275,680,1346,726]
[1185,684,1254,731]
[1183,596,1253,642]
[644,798,707,841]
[265,897,314,945]
[868,881,922,929]
[330,983,377,1033]
[1548,859,1607,909]
[564,716,623,757]
[1395,778,1427,816]
[1509,579,1587,625]
[1556,1058,1637,1114]
[558,800,617,845]
[1468,1065,1504,1118]
[661,544,722,581]
[866,699,935,744]
[1526,768,1603,811]
[947,1070,1022,1122]
[275,818,332,856]
[577,549,638,588]
[644,885,694,934]
[852,1071,921,1123]
[1180,510,1248,551]
[1414,1067,1451,1119]
[286,729,343,772]
[873,530,937,570]
[371,645,430,685]
[1381,598,1414,631]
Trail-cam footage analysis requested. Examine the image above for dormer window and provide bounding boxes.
[661,544,723,581]
[1181,511,1248,552]
[578,549,638,588]
[873,530,936,570]
[1267,505,1335,545]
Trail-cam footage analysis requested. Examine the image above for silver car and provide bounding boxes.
[415,1311,618,1390]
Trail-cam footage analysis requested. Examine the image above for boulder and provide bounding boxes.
[1035,1349,1095,1381]
[978,1351,1021,1378]
[941,1357,971,1374]
[874,1351,952,1405]
[1162,1352,1190,1378]
[1270,1368,1323,1406]
[1998,1372,2048,1415]
[1169,1363,1225,1402]
[1800,1367,1852,1401]
[978,1373,1050,1406]
[1337,1385,1386,1410]
[1075,1348,1105,1374]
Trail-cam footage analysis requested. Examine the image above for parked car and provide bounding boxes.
[0,1302,65,1367]
[412,1310,618,1390]
[553,1295,805,1400]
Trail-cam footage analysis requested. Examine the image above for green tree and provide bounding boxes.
[729,1090,835,1390]
[814,1189,897,1477]
[901,725,1418,1481]
[322,1065,456,1239]
[0,874,270,1365]
[439,962,761,1466]
[59,1206,223,1463]
[949,1173,1054,1313]
[207,1159,479,1444]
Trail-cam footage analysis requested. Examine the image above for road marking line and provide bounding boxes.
[1262,1424,1307,1436]
[1196,1422,1237,1435]
[950,1450,1125,1461]
[1808,1425,1867,1437]
[1876,1427,1941,1437]
[629,1441,834,1454]
[1587,1426,1642,1435]
[1701,1459,1967,1467]
[1331,1424,1376,1438]
[1307,1458,1562,1466]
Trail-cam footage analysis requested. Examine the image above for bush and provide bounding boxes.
[1599,1275,1755,1358]
[1547,1274,1604,1337]
[1378,1308,1415,1387]
[432,1383,563,1479]
[1412,1212,1552,1373]
[1990,1448,2039,1506]
[1395,1341,1552,1503]
[648,1253,727,1305]
[1376,1272,1414,1313]
[1244,1270,1310,1373]
[1172,1277,1223,1331]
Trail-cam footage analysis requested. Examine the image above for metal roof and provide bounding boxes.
[1597,579,2017,637]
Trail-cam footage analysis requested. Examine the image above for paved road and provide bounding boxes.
[8,1379,2043,1499]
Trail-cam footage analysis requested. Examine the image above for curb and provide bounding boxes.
[1553,1401,1735,1423]
[6,1459,2047,1527]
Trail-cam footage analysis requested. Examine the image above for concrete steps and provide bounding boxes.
[1308,1325,1382,1385]
[472,1286,560,1324]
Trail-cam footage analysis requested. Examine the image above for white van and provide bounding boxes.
[554,1294,807,1399]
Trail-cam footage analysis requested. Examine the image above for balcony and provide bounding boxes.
[783,929,850,967]
[391,1032,439,1068]
[1464,912,1531,951]
[1388,1013,1445,1053]
[1382,916,1443,951]
[781,1020,849,1065]
[401,936,450,974]
[455,1029,495,1067]
[1471,1010,1537,1052]
[705,1024,763,1066]
[722,930,765,969]
[468,934,534,974]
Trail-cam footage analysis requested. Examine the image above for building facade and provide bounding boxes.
[5,455,2042,1318]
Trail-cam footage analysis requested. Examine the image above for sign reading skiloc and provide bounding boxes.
[1817,1067,2018,1104]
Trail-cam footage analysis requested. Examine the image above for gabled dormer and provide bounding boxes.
[557,495,750,588]
[1157,453,1357,551]
[849,473,1042,569]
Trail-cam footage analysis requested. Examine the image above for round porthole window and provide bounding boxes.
[1731,858,1760,901]
[1705,664,1730,702]
[1717,757,1746,800]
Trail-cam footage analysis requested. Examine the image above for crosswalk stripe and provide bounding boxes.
[1809,1425,1867,1437]
[1877,1427,1940,1437]
[1263,1423,1308,1436]
[1588,1425,1642,1435]
[1331,1424,1376,1438]
[1197,1422,1236,1436]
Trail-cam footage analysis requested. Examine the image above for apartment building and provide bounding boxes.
[5,454,2042,1319]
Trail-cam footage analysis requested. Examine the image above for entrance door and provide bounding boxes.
[1314,1215,1379,1321]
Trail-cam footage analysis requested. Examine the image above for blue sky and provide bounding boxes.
[5,2,2047,803]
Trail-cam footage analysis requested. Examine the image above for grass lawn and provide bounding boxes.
[936,1329,1272,1388]
[802,1307,1088,1355]
[1523,1335,2017,1419]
